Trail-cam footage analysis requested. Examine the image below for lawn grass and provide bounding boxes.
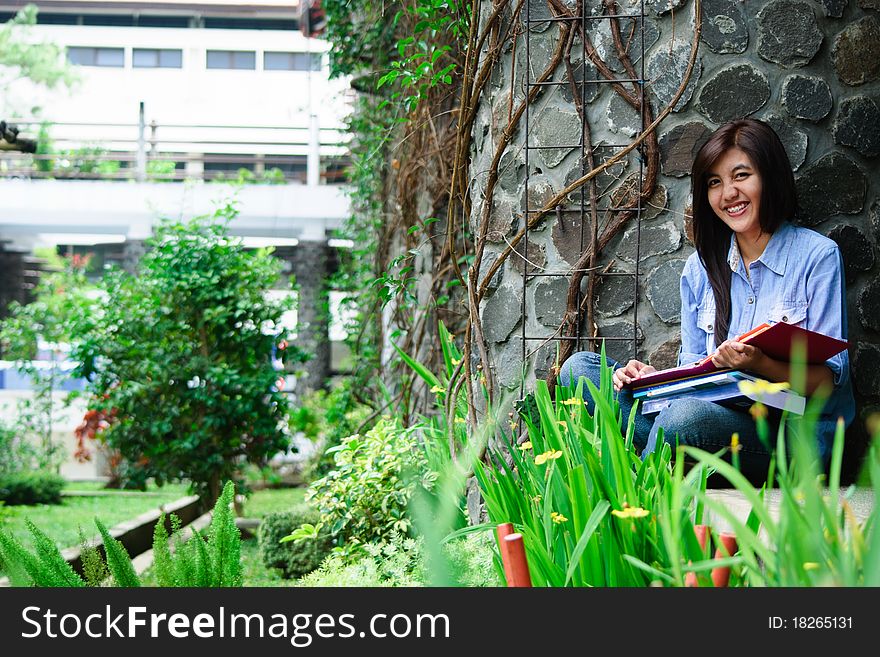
[1,485,193,556]
[242,486,307,518]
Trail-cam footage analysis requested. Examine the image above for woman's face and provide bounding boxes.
[706,146,763,242]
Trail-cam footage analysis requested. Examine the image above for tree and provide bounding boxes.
[1,4,77,116]
[0,256,96,473]
[73,204,302,505]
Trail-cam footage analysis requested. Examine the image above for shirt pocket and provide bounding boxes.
[768,301,808,327]
[697,307,716,354]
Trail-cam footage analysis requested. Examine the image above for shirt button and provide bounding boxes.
[782,315,788,322]
[708,324,713,331]
[748,297,754,304]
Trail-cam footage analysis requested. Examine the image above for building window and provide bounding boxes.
[133,48,183,68]
[263,51,322,71]
[66,46,125,67]
[206,50,256,70]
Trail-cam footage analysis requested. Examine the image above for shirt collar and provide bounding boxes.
[726,222,792,276]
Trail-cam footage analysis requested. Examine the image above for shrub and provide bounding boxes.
[297,535,425,587]
[306,417,435,545]
[0,471,64,505]
[295,533,501,587]
[258,505,333,578]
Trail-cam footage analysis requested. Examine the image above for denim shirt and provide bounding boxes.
[678,222,855,457]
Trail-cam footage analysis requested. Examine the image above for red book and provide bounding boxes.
[624,321,848,391]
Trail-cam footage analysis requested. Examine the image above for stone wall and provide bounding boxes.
[470,1,880,455]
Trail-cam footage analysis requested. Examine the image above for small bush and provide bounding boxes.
[259,505,333,579]
[0,471,65,505]
[307,417,434,545]
[297,535,425,587]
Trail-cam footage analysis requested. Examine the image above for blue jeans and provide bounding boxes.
[558,351,778,482]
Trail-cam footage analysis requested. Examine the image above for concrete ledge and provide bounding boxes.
[704,487,875,535]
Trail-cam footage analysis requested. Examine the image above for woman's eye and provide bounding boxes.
[708,179,720,187]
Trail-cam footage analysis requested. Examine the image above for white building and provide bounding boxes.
[0,0,352,251]
[0,1,354,477]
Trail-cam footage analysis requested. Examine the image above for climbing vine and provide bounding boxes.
[328,0,703,455]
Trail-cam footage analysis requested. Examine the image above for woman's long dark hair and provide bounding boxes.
[691,118,799,346]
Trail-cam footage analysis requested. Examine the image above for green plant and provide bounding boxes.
[71,204,301,504]
[0,471,64,505]
[684,402,880,587]
[472,351,721,587]
[0,258,97,474]
[297,534,426,587]
[0,481,242,587]
[290,380,373,480]
[258,505,333,578]
[151,481,242,586]
[305,417,435,547]
[146,159,178,181]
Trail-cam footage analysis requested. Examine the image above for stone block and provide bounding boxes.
[701,0,749,54]
[827,224,876,283]
[697,64,770,123]
[647,258,687,323]
[832,16,880,86]
[796,153,866,226]
[757,0,823,68]
[782,75,833,122]
[659,121,712,177]
[832,95,880,158]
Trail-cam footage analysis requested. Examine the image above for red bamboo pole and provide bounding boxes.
[711,533,738,588]
[496,523,516,585]
[684,524,710,587]
[503,533,532,587]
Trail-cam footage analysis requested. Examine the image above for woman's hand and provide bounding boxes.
[710,340,765,371]
[612,360,657,392]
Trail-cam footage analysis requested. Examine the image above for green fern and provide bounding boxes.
[208,481,241,586]
[0,530,44,586]
[95,519,140,587]
[26,519,85,587]
[78,529,110,587]
[190,527,212,586]
[151,513,177,586]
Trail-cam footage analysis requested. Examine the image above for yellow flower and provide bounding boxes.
[451,357,462,366]
[430,385,446,394]
[803,562,820,571]
[738,378,790,396]
[730,433,741,453]
[557,421,567,429]
[531,494,542,504]
[551,512,568,524]
[535,449,563,465]
[561,398,583,406]
[749,402,769,420]
[611,506,650,519]
[518,441,533,451]
[454,417,466,424]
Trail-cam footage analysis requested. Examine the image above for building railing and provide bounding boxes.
[0,114,351,185]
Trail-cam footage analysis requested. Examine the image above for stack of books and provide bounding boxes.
[623,321,848,416]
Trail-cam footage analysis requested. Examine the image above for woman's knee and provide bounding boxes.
[558,351,615,387]
[652,400,736,449]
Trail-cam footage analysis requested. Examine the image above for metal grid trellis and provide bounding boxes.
[521,1,648,384]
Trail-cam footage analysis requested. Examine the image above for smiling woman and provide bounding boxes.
[560,119,856,484]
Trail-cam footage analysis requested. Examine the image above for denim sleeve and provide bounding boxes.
[677,259,707,367]
[805,247,849,387]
